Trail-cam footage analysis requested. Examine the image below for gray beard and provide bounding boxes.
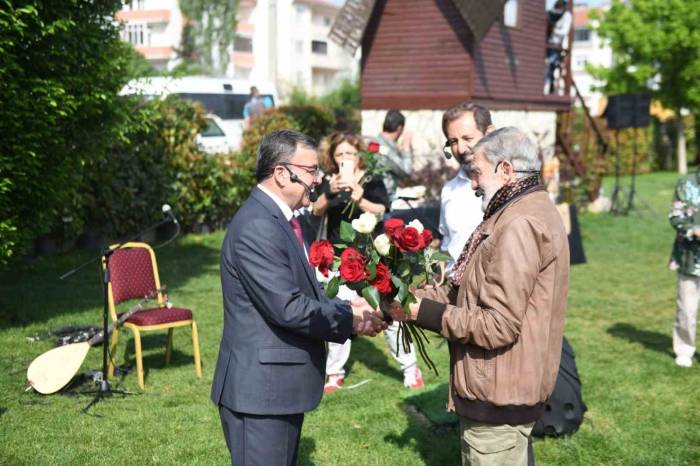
[480,194,490,212]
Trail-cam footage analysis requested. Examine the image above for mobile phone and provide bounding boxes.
[339,159,355,184]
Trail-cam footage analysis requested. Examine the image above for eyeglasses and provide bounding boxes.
[493,161,541,175]
[279,162,321,178]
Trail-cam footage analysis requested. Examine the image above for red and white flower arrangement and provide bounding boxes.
[309,212,449,373]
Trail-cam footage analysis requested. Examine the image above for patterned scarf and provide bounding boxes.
[450,175,544,287]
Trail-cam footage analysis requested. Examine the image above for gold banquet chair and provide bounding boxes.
[104,242,202,389]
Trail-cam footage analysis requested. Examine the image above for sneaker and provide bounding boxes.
[403,367,425,389]
[675,356,693,368]
[323,375,344,393]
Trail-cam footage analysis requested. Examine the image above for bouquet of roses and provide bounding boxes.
[309,212,451,374]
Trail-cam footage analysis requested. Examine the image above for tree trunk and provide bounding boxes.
[677,115,687,174]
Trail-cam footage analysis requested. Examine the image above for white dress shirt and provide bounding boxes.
[438,169,483,274]
[257,184,309,259]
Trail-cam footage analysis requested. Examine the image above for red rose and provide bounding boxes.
[421,229,433,248]
[339,247,368,283]
[309,240,334,277]
[369,262,393,294]
[367,141,380,153]
[394,226,423,252]
[384,218,405,238]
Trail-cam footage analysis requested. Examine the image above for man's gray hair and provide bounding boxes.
[471,127,541,175]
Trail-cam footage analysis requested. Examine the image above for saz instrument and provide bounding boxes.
[26,288,163,395]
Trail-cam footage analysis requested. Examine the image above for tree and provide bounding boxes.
[590,0,700,173]
[178,0,238,75]
[0,0,131,263]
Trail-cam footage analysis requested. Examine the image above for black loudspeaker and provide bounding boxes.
[605,93,651,129]
[532,337,587,438]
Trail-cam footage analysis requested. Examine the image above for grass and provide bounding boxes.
[1,171,699,465]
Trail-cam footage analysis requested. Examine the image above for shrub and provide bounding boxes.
[81,96,205,238]
[170,150,255,231]
[280,79,361,134]
[279,105,335,143]
[0,0,131,263]
[240,110,298,160]
[82,96,257,238]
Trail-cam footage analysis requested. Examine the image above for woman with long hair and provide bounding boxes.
[312,132,388,243]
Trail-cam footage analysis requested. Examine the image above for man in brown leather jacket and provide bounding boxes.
[390,127,569,466]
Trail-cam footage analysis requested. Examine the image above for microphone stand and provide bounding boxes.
[60,214,178,415]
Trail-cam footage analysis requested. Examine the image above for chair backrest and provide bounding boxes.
[104,243,163,320]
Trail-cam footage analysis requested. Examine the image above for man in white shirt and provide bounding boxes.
[439,102,495,273]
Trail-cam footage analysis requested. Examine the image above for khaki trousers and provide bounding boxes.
[675,273,699,359]
[459,418,534,466]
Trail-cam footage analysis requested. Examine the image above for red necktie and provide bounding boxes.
[289,217,304,248]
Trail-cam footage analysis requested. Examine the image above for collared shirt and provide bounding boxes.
[257,183,293,221]
[257,184,309,260]
[439,168,483,274]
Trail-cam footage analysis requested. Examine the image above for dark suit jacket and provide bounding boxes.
[211,187,354,415]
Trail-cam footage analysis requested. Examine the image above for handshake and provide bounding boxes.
[349,298,389,337]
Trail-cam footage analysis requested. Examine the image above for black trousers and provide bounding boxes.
[219,405,304,466]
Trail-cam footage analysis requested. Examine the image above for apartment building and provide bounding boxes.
[116,0,183,71]
[117,0,357,96]
[570,1,612,116]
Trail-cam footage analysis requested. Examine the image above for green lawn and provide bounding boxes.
[1,171,699,465]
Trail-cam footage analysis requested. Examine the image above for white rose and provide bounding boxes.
[373,234,391,256]
[378,145,390,156]
[351,212,378,234]
[407,219,424,233]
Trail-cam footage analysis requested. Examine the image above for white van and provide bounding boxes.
[120,76,278,151]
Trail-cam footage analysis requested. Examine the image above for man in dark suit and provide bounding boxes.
[211,129,386,465]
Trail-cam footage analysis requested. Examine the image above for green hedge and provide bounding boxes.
[82,96,256,239]
[0,0,129,262]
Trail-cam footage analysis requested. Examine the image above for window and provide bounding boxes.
[200,118,225,138]
[323,16,332,27]
[127,0,145,10]
[122,24,148,46]
[233,35,253,53]
[311,40,327,55]
[503,0,518,27]
[574,27,591,43]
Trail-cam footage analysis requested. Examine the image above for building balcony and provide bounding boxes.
[135,46,173,60]
[310,52,346,70]
[116,9,170,24]
[232,51,255,68]
[237,21,254,35]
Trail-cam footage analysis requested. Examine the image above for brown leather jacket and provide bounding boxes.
[416,190,569,424]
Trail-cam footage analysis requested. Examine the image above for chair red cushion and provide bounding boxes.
[120,307,193,326]
[109,247,158,304]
